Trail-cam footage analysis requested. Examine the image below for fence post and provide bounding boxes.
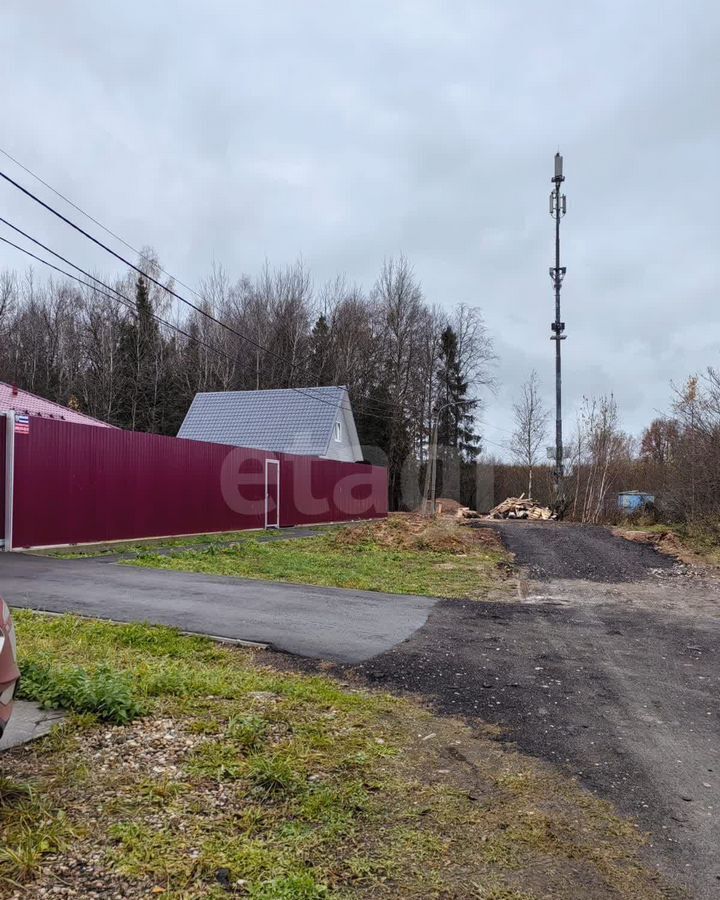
[4,412,14,551]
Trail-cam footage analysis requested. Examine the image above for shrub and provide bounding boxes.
[18,661,144,724]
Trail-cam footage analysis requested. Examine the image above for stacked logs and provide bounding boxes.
[485,494,554,520]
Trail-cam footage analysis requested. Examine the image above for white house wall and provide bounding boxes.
[322,403,363,462]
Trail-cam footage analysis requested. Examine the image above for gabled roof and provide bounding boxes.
[0,382,114,428]
[178,386,353,456]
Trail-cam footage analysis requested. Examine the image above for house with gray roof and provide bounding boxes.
[177,385,364,463]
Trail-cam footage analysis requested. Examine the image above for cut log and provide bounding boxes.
[485,496,555,521]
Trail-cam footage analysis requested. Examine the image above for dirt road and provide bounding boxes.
[353,523,719,899]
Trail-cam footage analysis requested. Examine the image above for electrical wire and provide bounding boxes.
[0,225,394,422]
[477,419,515,437]
[0,234,240,368]
[0,150,491,424]
[0,168,301,361]
[0,223,510,457]
[0,165,402,419]
[0,150,449,420]
[0,220,510,448]
[0,157,500,441]
[0,144,211,306]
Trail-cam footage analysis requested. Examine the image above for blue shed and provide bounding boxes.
[617,491,655,512]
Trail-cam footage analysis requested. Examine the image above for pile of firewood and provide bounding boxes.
[434,501,482,520]
[485,494,555,521]
[453,506,481,520]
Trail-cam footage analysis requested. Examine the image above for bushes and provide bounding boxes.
[18,661,144,725]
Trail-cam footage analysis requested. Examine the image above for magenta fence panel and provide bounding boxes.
[11,417,387,549]
[277,454,387,527]
[0,417,5,542]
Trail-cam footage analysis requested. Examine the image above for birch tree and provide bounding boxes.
[509,371,549,498]
[577,394,631,523]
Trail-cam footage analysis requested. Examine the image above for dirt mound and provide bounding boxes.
[333,513,499,555]
[614,528,689,562]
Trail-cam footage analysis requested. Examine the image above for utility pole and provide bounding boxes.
[549,152,567,513]
[421,414,441,517]
[422,399,473,516]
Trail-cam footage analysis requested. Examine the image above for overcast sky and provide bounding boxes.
[1,1,719,454]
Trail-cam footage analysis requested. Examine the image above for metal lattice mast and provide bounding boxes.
[549,153,567,510]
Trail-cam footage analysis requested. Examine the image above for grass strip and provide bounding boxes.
[124,517,511,600]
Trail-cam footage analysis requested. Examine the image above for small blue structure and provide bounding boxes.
[618,491,655,512]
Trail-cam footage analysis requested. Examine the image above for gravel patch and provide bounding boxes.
[4,717,203,899]
[475,521,677,581]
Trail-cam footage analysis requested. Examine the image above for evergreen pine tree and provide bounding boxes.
[308,314,332,385]
[435,325,480,462]
[356,377,393,461]
[116,276,162,431]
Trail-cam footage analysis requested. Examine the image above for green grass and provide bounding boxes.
[38,525,342,559]
[17,661,144,724]
[0,612,678,899]
[680,528,720,565]
[39,529,277,558]
[123,522,510,600]
[0,779,72,883]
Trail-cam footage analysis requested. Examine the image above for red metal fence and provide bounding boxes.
[0,417,5,544]
[9,417,387,548]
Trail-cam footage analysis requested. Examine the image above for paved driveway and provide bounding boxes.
[0,552,435,663]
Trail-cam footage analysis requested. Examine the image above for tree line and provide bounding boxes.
[504,370,720,527]
[0,253,495,509]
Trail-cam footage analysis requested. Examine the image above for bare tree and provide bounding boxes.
[0,252,497,511]
[452,304,496,397]
[664,372,720,524]
[577,394,632,523]
[367,257,427,505]
[509,371,549,498]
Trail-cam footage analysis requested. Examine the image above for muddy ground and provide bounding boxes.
[349,523,719,899]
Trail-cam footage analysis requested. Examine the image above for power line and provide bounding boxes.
[0,224,509,453]
[0,216,506,439]
[0,166,293,362]
[0,224,393,423]
[477,419,515,438]
[0,157,497,433]
[0,151,437,420]
[0,234,238,368]
[0,144,207,306]
[0,149,509,430]
[0,219,248,367]
[0,165,400,419]
[478,435,512,452]
[0,151,461,422]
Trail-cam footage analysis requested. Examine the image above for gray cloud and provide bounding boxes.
[1,0,719,449]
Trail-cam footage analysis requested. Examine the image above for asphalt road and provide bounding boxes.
[352,523,720,899]
[0,552,435,664]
